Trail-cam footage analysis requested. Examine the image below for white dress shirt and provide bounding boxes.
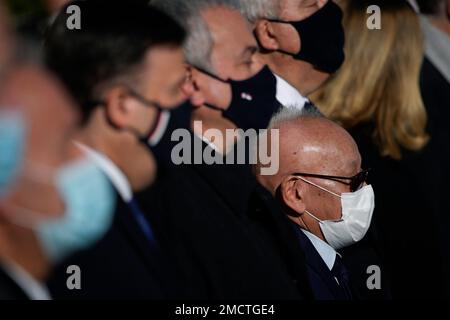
[274,73,309,110]
[75,142,133,202]
[301,229,338,271]
[1,261,51,300]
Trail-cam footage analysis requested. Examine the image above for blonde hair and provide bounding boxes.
[311,0,429,160]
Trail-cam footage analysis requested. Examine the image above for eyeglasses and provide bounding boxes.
[84,87,163,111]
[292,169,371,192]
[126,88,163,111]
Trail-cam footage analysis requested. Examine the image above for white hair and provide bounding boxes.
[151,0,243,73]
[268,104,324,129]
[235,0,279,22]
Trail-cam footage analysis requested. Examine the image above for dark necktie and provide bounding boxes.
[127,198,157,248]
[331,255,353,299]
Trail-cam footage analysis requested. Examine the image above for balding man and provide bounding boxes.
[257,107,385,300]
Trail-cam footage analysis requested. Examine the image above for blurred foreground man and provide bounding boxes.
[1,4,116,300]
[44,0,188,298]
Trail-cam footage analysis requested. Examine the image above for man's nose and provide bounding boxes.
[317,0,329,9]
[180,78,195,98]
[189,89,206,108]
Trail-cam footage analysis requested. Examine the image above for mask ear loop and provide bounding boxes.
[295,176,341,198]
[291,177,324,232]
[20,161,58,186]
[297,212,320,236]
[192,66,232,112]
[303,210,323,223]
[0,202,50,229]
[294,176,344,224]
[193,66,229,84]
[98,88,164,143]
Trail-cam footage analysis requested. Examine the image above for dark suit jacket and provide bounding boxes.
[419,57,450,298]
[343,57,450,299]
[47,194,181,299]
[137,139,313,300]
[349,121,446,299]
[0,266,29,300]
[339,232,391,300]
[290,225,349,300]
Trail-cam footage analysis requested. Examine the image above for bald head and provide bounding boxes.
[258,108,361,194]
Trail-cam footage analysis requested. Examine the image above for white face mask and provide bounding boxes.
[298,177,375,250]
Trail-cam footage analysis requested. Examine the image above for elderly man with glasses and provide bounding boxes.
[257,106,391,300]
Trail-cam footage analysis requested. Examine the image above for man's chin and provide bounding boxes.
[305,70,331,96]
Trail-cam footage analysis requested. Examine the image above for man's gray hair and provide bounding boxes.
[235,0,279,22]
[151,0,242,73]
[268,104,325,129]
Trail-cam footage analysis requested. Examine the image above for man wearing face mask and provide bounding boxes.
[0,4,117,297]
[257,107,390,300]
[143,0,313,299]
[0,67,118,301]
[239,0,345,109]
[43,1,189,299]
[154,0,283,150]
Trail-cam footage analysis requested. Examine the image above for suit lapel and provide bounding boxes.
[114,196,170,288]
[292,225,347,299]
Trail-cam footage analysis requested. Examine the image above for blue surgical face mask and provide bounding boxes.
[0,110,26,199]
[39,158,117,262]
[7,158,117,263]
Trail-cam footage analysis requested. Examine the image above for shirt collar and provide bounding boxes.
[75,142,133,202]
[301,229,338,271]
[274,73,309,110]
[1,261,51,300]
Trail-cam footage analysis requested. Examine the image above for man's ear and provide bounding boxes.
[254,19,280,51]
[187,67,206,107]
[180,65,195,98]
[280,177,306,217]
[103,86,131,129]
